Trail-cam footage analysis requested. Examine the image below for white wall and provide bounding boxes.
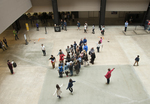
[28,0,53,12]
[0,0,32,34]
[106,1,149,11]
[57,0,100,11]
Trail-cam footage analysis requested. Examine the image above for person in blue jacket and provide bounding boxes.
[83,37,87,44]
[83,43,88,53]
[64,20,67,31]
[58,64,63,78]
[66,79,76,94]
[77,21,80,30]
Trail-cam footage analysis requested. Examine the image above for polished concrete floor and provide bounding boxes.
[0,26,150,104]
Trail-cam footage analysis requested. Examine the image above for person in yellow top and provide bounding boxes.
[13,29,19,40]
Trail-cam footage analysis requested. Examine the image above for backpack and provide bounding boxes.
[13,62,17,68]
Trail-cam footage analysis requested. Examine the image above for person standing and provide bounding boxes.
[41,44,46,56]
[90,52,96,64]
[84,24,87,33]
[3,37,8,47]
[0,40,7,51]
[101,26,105,35]
[133,55,140,66]
[7,60,14,74]
[105,68,115,84]
[83,43,88,53]
[124,21,128,32]
[36,23,39,31]
[79,44,83,53]
[144,20,149,30]
[66,79,76,94]
[69,62,74,76]
[60,19,64,30]
[64,20,67,31]
[100,37,103,43]
[59,52,65,63]
[66,46,70,54]
[83,53,89,66]
[58,64,63,78]
[83,37,87,44]
[77,21,80,30]
[92,24,95,34]
[73,41,77,53]
[79,39,83,46]
[13,29,19,40]
[49,55,56,69]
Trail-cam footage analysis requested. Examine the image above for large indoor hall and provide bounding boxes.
[0,26,150,104]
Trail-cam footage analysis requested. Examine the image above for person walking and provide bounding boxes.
[133,55,140,66]
[66,79,76,94]
[124,21,128,32]
[7,60,14,74]
[41,44,46,56]
[36,23,39,31]
[77,21,80,30]
[64,20,67,31]
[3,37,8,47]
[96,41,103,52]
[49,55,56,69]
[105,68,115,84]
[92,24,95,34]
[55,84,62,98]
[13,29,19,40]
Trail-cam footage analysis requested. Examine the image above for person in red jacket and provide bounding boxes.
[105,68,115,84]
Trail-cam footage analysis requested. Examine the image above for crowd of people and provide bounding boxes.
[48,37,104,78]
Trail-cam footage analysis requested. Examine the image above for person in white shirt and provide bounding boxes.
[41,44,46,56]
[84,24,87,33]
[92,24,95,34]
[96,41,103,52]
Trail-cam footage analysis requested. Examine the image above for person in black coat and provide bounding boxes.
[90,52,96,64]
[3,37,8,47]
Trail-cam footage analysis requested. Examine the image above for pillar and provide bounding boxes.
[142,2,150,25]
[99,0,106,29]
[51,0,59,25]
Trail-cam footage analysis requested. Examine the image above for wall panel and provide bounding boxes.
[0,0,32,34]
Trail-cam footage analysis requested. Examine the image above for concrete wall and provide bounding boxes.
[106,1,149,11]
[0,0,32,34]
[57,0,100,11]
[27,0,149,12]
[28,0,53,12]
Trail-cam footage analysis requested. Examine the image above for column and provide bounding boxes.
[142,2,150,25]
[99,0,106,29]
[51,0,59,25]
